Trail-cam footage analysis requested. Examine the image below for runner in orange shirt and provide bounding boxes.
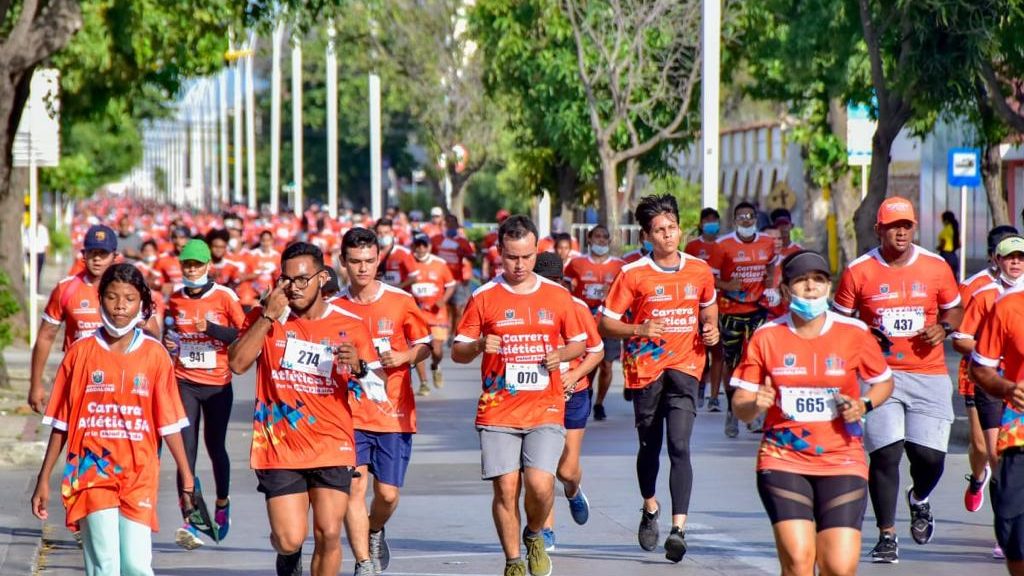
[154,226,190,295]
[164,239,246,549]
[731,250,894,576]
[31,263,193,576]
[534,252,605,550]
[374,218,416,287]
[599,195,719,562]
[970,273,1024,573]
[432,213,476,338]
[334,228,431,576]
[482,209,510,251]
[228,242,380,576]
[30,225,119,414]
[564,225,624,421]
[451,215,586,576]
[206,228,243,290]
[708,202,779,438]
[832,196,962,563]
[684,208,722,412]
[406,233,456,395]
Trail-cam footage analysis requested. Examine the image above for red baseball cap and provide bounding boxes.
[877,197,917,225]
[495,209,511,223]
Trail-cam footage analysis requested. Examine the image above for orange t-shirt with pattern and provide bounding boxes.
[683,237,715,261]
[43,273,103,351]
[833,245,961,375]
[600,253,717,389]
[42,330,188,530]
[168,285,246,386]
[408,255,457,326]
[455,275,586,428]
[333,283,432,434]
[243,305,376,470]
[379,245,417,287]
[561,297,604,392]
[431,235,475,282]
[731,312,892,479]
[564,256,624,313]
[972,285,1024,454]
[708,232,776,315]
[953,268,998,395]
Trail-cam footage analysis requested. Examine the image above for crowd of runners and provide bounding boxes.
[21,192,1024,576]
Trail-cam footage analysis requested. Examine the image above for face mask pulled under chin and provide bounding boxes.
[590,244,610,256]
[788,294,830,321]
[182,274,208,289]
[737,224,758,238]
[101,308,143,338]
[1001,272,1022,287]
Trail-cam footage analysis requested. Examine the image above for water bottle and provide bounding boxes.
[834,392,863,437]
[164,316,180,357]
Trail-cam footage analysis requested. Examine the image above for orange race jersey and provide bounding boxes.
[564,256,625,312]
[622,249,648,264]
[244,305,377,470]
[708,232,777,315]
[43,273,103,351]
[153,253,183,286]
[334,283,432,434]
[561,297,604,392]
[972,285,1024,454]
[483,245,504,281]
[431,235,475,281]
[168,285,246,386]
[407,255,457,326]
[42,330,188,531]
[454,275,587,428]
[600,253,717,389]
[683,237,716,261]
[833,245,960,375]
[731,312,892,479]
[209,259,243,287]
[953,270,999,396]
[379,245,417,287]
[960,268,997,305]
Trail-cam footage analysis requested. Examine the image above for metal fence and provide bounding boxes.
[469,222,643,249]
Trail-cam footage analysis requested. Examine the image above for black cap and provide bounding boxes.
[533,252,564,281]
[770,208,792,225]
[412,232,430,246]
[781,250,831,284]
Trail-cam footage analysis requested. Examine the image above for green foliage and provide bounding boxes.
[0,272,20,352]
[49,227,71,253]
[463,164,533,222]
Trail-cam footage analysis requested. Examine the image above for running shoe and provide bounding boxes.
[964,466,991,513]
[541,528,556,552]
[433,368,444,389]
[175,523,205,550]
[994,544,1005,559]
[747,414,764,433]
[215,498,231,541]
[523,531,552,576]
[276,551,303,576]
[906,486,935,544]
[369,527,390,573]
[638,506,660,552]
[870,532,899,563]
[567,488,590,525]
[707,397,721,412]
[417,382,431,396]
[504,560,527,576]
[664,526,687,563]
[353,559,374,576]
[724,412,739,438]
[593,404,607,421]
[72,529,82,549]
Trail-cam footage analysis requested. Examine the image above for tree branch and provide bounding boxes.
[4,0,82,72]
[980,59,1024,133]
[858,0,890,108]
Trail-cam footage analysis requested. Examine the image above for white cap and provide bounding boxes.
[430,206,444,217]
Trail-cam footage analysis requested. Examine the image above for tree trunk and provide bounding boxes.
[852,122,902,255]
[0,72,33,306]
[827,99,859,265]
[982,140,1009,227]
[620,159,638,225]
[555,161,577,228]
[600,157,622,253]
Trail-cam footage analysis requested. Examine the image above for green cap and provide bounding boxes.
[178,239,211,264]
[997,235,1024,257]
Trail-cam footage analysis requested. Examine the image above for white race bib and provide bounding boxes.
[880,307,925,337]
[373,337,392,355]
[281,338,335,378]
[584,283,607,301]
[780,387,838,422]
[180,342,216,369]
[506,363,550,392]
[360,370,388,402]
[411,282,438,298]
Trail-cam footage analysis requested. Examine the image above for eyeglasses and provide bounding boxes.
[735,213,756,222]
[277,272,322,289]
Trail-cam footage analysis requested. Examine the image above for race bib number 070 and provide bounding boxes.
[505,363,550,392]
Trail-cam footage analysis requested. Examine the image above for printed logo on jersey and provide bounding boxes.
[684,283,698,300]
[772,353,808,376]
[911,281,928,298]
[377,318,395,335]
[824,354,846,376]
[132,374,150,396]
[734,250,750,263]
[91,370,104,384]
[497,308,524,328]
[537,309,554,325]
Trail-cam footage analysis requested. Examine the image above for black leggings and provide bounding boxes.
[868,440,945,529]
[176,380,234,501]
[633,369,698,515]
[757,470,867,531]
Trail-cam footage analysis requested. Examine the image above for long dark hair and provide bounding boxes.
[98,263,154,320]
[942,211,961,251]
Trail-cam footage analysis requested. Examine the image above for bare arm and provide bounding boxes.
[162,432,195,493]
[598,315,661,339]
[227,315,273,374]
[951,336,974,357]
[28,322,59,413]
[31,429,67,520]
[452,337,485,364]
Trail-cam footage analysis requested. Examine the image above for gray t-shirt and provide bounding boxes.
[118,232,143,259]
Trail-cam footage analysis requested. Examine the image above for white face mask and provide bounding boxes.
[182,274,208,289]
[378,235,395,247]
[1001,272,1021,287]
[737,224,758,238]
[590,244,610,257]
[101,308,142,338]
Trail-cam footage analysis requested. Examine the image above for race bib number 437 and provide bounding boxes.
[880,306,925,337]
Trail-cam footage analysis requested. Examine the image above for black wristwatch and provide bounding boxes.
[940,321,954,338]
[352,359,369,379]
[860,396,874,413]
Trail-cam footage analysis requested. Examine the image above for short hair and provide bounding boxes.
[99,263,154,320]
[205,228,230,245]
[341,227,379,258]
[141,239,157,251]
[374,218,394,231]
[587,224,610,239]
[700,207,720,220]
[734,201,756,215]
[635,194,679,233]
[988,225,1019,255]
[498,215,538,247]
[553,232,573,245]
[280,242,325,269]
[259,229,274,239]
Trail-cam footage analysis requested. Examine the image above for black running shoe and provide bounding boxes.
[664,526,687,563]
[638,506,660,552]
[870,533,899,564]
[907,486,935,544]
[277,551,303,576]
[593,404,607,421]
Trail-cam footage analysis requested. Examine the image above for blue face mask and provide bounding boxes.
[445,228,458,238]
[182,274,209,289]
[703,222,720,235]
[789,294,829,320]
[642,240,653,253]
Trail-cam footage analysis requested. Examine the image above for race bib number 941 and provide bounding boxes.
[180,342,216,369]
[780,387,838,423]
[282,338,335,378]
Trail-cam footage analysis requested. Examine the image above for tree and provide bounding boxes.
[561,0,703,250]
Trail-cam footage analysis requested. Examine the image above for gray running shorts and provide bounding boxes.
[477,425,566,480]
[602,337,622,363]
[863,370,954,453]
